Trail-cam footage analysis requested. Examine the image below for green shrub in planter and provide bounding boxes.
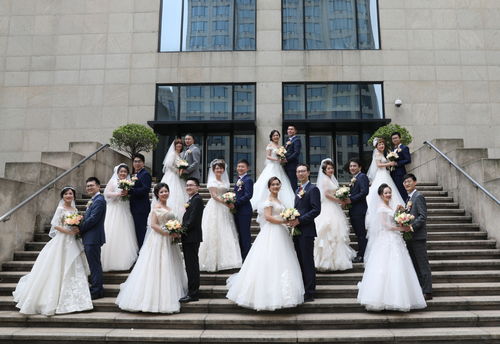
[110,123,159,160]
[368,124,412,149]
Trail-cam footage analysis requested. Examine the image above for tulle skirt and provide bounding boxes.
[101,200,138,272]
[160,169,188,220]
[357,229,427,312]
[314,199,355,271]
[13,233,93,315]
[226,222,304,311]
[116,229,188,313]
[199,199,242,272]
[251,161,295,210]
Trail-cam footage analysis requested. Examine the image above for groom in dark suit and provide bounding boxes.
[180,177,204,303]
[342,158,369,263]
[283,125,301,189]
[231,159,254,260]
[288,164,321,302]
[402,173,433,300]
[389,132,411,200]
[129,153,152,248]
[80,177,106,300]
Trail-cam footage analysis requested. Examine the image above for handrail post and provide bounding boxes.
[423,140,500,206]
[0,144,110,223]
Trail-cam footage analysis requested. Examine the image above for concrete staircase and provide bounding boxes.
[1,183,500,343]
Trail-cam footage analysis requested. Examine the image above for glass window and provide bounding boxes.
[336,132,359,182]
[282,0,380,50]
[233,133,255,180]
[309,134,333,182]
[156,84,255,121]
[160,0,255,52]
[284,82,383,120]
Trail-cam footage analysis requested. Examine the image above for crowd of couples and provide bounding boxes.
[12,126,432,316]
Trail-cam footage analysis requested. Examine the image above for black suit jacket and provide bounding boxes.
[348,172,369,217]
[80,193,106,246]
[294,182,321,238]
[409,190,427,241]
[391,144,411,177]
[181,193,204,244]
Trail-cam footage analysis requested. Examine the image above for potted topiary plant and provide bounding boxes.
[110,123,159,160]
[368,124,413,149]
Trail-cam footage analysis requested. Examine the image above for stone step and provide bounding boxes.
[3,269,500,286]
[3,295,500,314]
[1,326,499,344]
[4,258,500,273]
[0,309,499,331]
[3,282,500,299]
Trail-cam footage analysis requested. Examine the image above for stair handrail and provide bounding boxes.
[0,144,110,223]
[423,140,500,206]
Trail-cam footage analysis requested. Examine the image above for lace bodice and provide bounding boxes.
[263,200,285,216]
[154,207,176,224]
[209,180,229,196]
[375,151,388,166]
[266,145,281,165]
[377,205,396,232]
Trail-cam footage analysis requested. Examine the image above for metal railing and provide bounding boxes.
[423,140,500,206]
[0,144,110,223]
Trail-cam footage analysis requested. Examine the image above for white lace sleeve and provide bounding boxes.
[49,206,65,238]
[256,200,274,225]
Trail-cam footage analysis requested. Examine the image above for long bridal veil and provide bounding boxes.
[207,159,230,189]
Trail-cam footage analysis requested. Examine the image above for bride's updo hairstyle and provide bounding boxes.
[377,183,391,196]
[60,186,76,198]
[267,176,281,188]
[269,130,281,141]
[211,159,226,171]
[321,160,335,174]
[375,138,386,152]
[153,182,170,199]
[174,138,183,150]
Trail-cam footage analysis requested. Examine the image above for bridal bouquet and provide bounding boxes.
[162,219,186,244]
[394,206,415,241]
[276,146,287,161]
[386,152,399,171]
[222,192,237,213]
[335,186,351,209]
[176,158,189,171]
[64,212,83,239]
[117,179,135,201]
[280,208,302,236]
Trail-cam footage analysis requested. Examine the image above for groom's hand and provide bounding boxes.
[227,203,235,209]
[121,190,128,196]
[288,219,299,227]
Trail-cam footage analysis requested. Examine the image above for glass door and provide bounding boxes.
[335,132,359,183]
[308,133,333,182]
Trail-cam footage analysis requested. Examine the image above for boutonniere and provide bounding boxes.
[285,140,292,147]
[86,200,93,209]
[397,148,402,153]
[349,177,356,187]
[184,202,190,209]
[406,201,413,210]
[131,174,138,182]
[186,149,192,154]
[297,189,305,198]
[236,179,244,191]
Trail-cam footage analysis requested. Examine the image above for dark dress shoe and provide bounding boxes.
[179,295,199,303]
[91,292,104,300]
[424,293,433,300]
[352,256,364,263]
[304,297,314,303]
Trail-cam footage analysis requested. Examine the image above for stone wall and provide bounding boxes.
[409,138,500,247]
[1,0,500,176]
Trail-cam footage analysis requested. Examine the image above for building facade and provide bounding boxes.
[1,0,499,182]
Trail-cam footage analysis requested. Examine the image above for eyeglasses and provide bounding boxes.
[133,160,142,163]
[186,184,197,187]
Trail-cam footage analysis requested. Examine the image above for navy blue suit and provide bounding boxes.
[284,136,301,189]
[234,174,254,260]
[390,144,411,200]
[293,181,321,299]
[129,168,152,248]
[80,193,106,298]
[348,172,369,259]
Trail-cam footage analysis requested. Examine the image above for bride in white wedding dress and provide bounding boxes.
[226,176,304,311]
[13,187,93,316]
[101,164,138,272]
[250,130,295,210]
[198,159,242,272]
[357,184,426,312]
[116,182,187,313]
[314,159,355,271]
[364,138,404,262]
[159,138,189,219]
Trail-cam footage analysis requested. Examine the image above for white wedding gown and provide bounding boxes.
[160,152,188,219]
[365,150,404,262]
[101,178,138,272]
[250,144,295,210]
[226,200,304,311]
[314,176,356,271]
[199,180,242,272]
[13,207,93,316]
[357,205,427,312]
[116,207,188,313]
